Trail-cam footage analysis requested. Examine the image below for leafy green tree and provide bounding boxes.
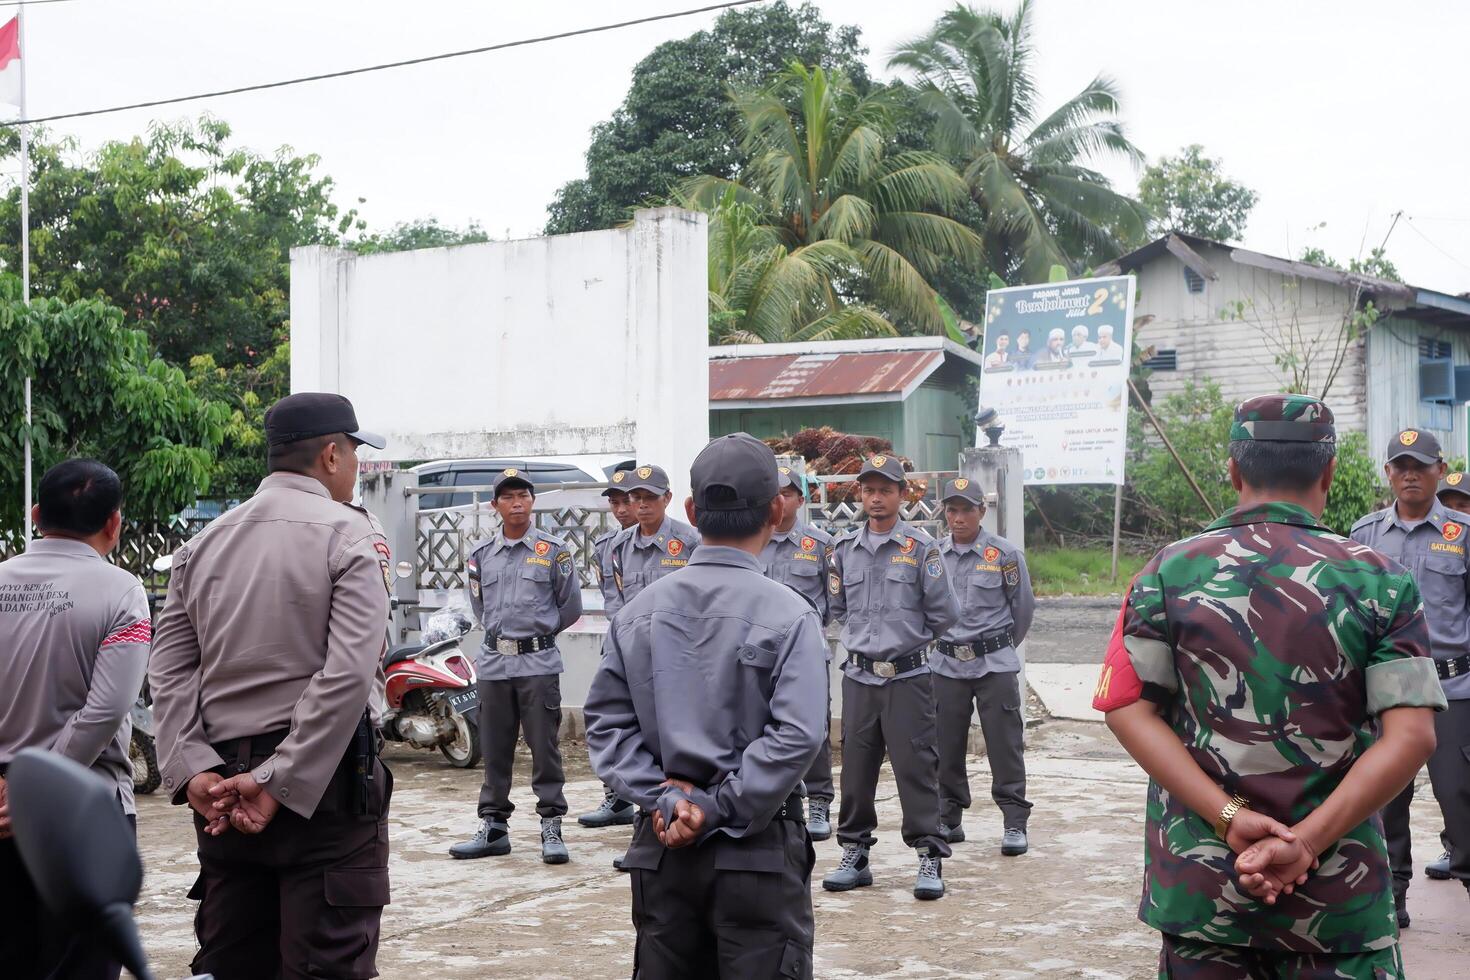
[680,65,982,336]
[0,275,227,538]
[1137,144,1258,242]
[0,118,360,368]
[1129,379,1233,537]
[545,1,870,234]
[354,218,491,255]
[890,1,1149,283]
[1299,245,1402,282]
[1321,432,1378,535]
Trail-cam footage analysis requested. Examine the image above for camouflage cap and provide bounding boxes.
[1438,471,1470,498]
[1229,394,1336,443]
[857,453,906,484]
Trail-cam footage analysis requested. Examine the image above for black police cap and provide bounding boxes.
[264,392,385,450]
[691,433,778,511]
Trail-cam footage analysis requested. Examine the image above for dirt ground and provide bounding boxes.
[133,717,1466,980]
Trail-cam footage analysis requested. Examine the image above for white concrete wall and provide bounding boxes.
[291,207,710,502]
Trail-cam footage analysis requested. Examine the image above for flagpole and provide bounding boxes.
[18,0,29,546]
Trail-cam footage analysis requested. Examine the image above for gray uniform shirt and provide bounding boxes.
[934,532,1035,680]
[603,515,701,619]
[1351,500,1470,700]
[758,522,833,626]
[829,521,960,686]
[585,546,827,846]
[0,539,151,814]
[150,472,391,819]
[593,527,623,609]
[465,528,583,680]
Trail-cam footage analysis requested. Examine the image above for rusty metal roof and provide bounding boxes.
[709,350,945,403]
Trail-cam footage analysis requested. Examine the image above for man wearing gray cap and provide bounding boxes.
[450,468,583,864]
[822,454,960,899]
[151,392,395,979]
[603,464,701,619]
[579,462,641,831]
[933,477,1035,855]
[585,433,828,978]
[759,464,836,839]
[1351,427,1470,923]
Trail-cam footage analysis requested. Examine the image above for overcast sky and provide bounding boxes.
[11,0,1470,293]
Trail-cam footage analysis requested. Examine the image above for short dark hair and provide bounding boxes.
[693,485,768,540]
[268,433,344,474]
[1229,440,1336,493]
[37,459,123,536]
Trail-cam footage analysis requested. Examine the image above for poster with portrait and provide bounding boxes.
[978,275,1136,486]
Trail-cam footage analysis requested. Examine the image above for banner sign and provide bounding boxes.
[978,275,1136,486]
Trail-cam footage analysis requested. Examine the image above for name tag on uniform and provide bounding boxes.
[793,552,819,562]
[525,556,552,567]
[891,555,918,567]
[660,558,689,568]
[974,563,1002,572]
[1430,542,1465,555]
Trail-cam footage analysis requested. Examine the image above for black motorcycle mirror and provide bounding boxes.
[7,748,155,980]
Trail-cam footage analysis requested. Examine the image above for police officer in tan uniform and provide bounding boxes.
[151,393,393,980]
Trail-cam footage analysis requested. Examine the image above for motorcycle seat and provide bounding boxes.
[384,644,428,669]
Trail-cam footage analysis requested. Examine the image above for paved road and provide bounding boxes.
[1025,597,1118,665]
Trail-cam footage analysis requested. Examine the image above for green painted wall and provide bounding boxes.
[710,384,971,471]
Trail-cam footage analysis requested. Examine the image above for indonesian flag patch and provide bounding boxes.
[102,620,153,648]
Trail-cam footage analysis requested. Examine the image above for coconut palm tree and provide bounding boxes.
[705,189,895,343]
[680,63,983,337]
[889,1,1149,283]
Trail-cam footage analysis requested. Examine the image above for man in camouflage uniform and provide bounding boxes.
[1352,431,1470,919]
[1095,395,1444,978]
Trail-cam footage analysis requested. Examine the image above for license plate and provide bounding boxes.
[448,687,480,715]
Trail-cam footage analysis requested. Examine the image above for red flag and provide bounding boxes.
[0,17,20,109]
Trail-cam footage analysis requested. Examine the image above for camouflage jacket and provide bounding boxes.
[1094,501,1445,953]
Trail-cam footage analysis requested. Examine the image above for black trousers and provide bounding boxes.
[476,674,567,821]
[835,671,950,854]
[803,677,834,802]
[628,817,815,979]
[933,670,1031,831]
[0,811,133,980]
[1383,697,1470,898]
[190,750,393,980]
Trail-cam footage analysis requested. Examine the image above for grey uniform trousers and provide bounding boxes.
[628,816,815,979]
[934,669,1032,831]
[476,674,567,821]
[836,670,951,855]
[1385,697,1470,898]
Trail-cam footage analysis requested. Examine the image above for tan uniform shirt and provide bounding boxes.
[150,472,391,819]
[0,538,151,814]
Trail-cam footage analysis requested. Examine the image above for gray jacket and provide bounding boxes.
[585,545,827,861]
[603,516,701,619]
[759,522,834,626]
[933,531,1034,679]
[466,528,583,679]
[0,539,151,814]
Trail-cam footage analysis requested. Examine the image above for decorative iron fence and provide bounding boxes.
[0,512,225,591]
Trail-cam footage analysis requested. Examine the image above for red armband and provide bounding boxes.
[1092,585,1144,712]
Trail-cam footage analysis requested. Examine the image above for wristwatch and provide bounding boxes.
[1214,794,1249,840]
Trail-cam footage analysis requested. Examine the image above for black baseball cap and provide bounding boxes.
[941,478,985,506]
[264,392,385,450]
[622,464,672,495]
[857,453,906,484]
[1438,472,1470,498]
[691,433,778,511]
[602,460,637,497]
[1386,428,1442,465]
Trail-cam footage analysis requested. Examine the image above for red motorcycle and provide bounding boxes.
[382,606,481,768]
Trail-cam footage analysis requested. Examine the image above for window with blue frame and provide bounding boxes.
[1419,338,1455,430]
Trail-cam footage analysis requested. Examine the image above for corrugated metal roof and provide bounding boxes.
[709,350,944,402]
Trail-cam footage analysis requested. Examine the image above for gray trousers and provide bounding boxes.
[1383,696,1470,897]
[476,674,567,821]
[628,817,814,979]
[803,678,834,801]
[934,670,1031,831]
[836,671,950,854]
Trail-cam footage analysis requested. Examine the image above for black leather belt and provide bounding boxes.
[936,629,1015,661]
[773,791,806,824]
[493,635,556,656]
[849,647,929,678]
[211,729,291,775]
[1438,654,1470,680]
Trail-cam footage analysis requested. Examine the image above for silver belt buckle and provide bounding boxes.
[956,646,978,662]
[872,660,897,678]
[495,637,521,656]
